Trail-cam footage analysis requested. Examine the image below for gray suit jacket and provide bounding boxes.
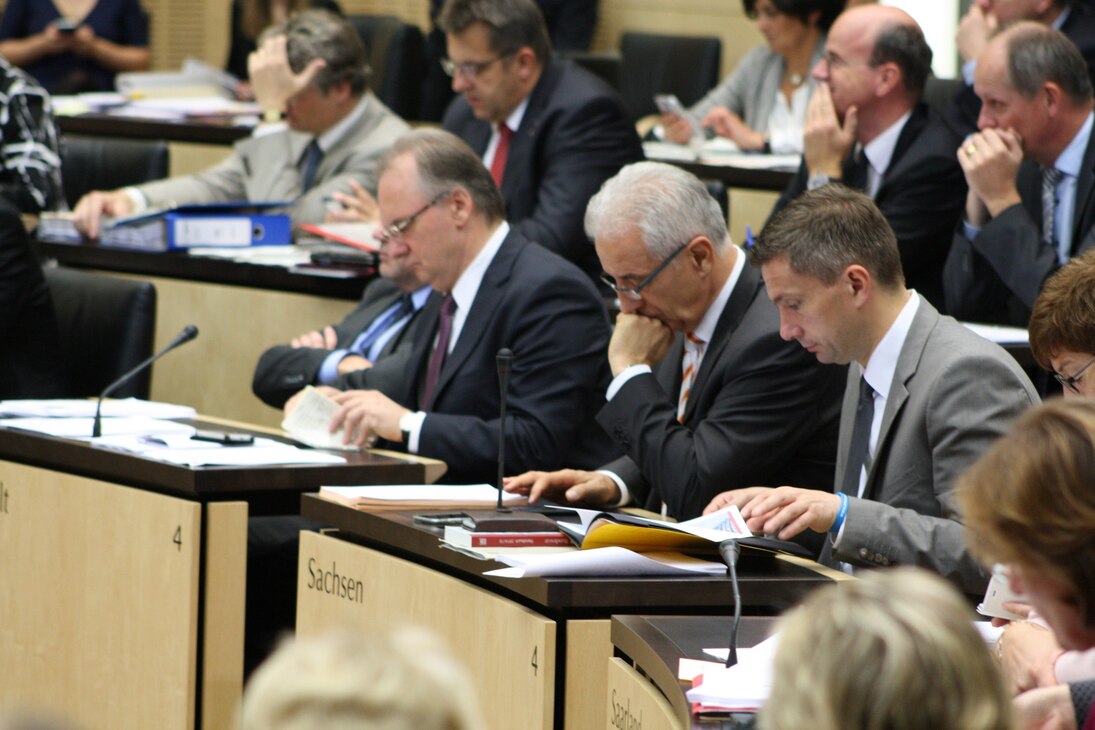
[137,92,409,225]
[251,278,432,409]
[833,298,1039,595]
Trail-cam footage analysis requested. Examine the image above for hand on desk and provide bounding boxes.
[325,179,379,223]
[72,189,135,239]
[504,469,620,506]
[249,34,326,117]
[705,486,838,540]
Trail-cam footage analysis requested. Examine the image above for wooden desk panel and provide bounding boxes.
[297,498,832,729]
[297,531,557,730]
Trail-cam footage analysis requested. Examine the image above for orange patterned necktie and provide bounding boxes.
[677,332,705,423]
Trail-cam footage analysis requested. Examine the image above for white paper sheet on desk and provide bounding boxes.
[686,633,780,709]
[0,398,196,420]
[963,322,1029,345]
[281,386,359,451]
[93,433,345,466]
[187,246,311,267]
[322,484,523,503]
[484,546,726,578]
[697,152,801,170]
[0,416,195,438]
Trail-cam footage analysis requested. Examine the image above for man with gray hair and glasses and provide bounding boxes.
[946,22,1095,326]
[505,161,845,521]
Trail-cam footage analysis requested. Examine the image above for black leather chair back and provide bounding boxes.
[348,14,426,120]
[619,32,722,121]
[43,268,157,398]
[60,137,168,210]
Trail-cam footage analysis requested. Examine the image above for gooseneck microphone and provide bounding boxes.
[718,538,742,668]
[495,347,513,512]
[92,325,199,437]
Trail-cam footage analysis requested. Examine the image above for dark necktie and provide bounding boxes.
[1042,166,1064,250]
[846,145,870,191]
[300,139,324,192]
[840,376,875,497]
[419,294,456,410]
[490,124,513,187]
[351,294,415,360]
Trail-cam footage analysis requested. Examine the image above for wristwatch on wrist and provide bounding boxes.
[807,172,836,190]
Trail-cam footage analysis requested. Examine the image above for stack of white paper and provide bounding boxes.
[485,546,726,578]
[686,634,780,709]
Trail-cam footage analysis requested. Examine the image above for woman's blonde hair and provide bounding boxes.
[239,626,485,730]
[760,568,1015,730]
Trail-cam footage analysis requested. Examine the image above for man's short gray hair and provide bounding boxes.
[584,161,730,259]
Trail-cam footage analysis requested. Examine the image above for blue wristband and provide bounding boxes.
[830,492,849,534]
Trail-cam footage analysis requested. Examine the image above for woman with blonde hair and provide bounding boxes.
[760,568,1015,730]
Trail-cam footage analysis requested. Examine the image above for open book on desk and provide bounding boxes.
[554,505,813,559]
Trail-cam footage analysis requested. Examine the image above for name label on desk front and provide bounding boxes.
[306,558,364,603]
[611,689,643,730]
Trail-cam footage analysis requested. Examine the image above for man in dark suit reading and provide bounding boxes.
[437,0,642,280]
[706,185,1039,596]
[286,128,613,484]
[505,162,845,520]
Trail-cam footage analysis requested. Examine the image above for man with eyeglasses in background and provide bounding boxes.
[284,129,615,484]
[436,0,642,282]
[505,162,845,522]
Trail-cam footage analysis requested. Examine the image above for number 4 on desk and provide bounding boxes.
[531,646,538,676]
[173,525,182,551]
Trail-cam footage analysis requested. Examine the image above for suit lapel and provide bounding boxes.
[876,104,929,195]
[681,262,762,423]
[1070,125,1095,252]
[429,232,520,403]
[502,59,560,200]
[861,301,938,500]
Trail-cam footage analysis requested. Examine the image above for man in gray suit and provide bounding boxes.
[71,10,409,238]
[706,185,1039,595]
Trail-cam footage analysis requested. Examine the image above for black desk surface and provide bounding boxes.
[667,160,794,192]
[59,113,252,145]
[0,420,426,505]
[35,239,370,300]
[612,614,779,729]
[300,495,832,618]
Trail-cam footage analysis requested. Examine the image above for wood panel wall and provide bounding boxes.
[0,0,762,79]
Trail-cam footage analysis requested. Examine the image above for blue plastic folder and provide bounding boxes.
[100,201,292,251]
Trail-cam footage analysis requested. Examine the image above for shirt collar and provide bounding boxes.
[316,94,369,152]
[862,290,920,400]
[863,109,912,179]
[1054,111,1094,178]
[691,246,745,344]
[450,221,511,313]
[499,97,530,135]
[1053,5,1071,31]
[409,284,433,309]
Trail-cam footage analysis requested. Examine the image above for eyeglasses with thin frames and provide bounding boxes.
[1055,356,1095,394]
[600,240,692,301]
[440,52,515,79]
[377,192,450,246]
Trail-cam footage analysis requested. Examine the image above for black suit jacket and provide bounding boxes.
[947,4,1095,137]
[442,57,643,280]
[596,262,845,520]
[390,228,616,484]
[772,104,966,310]
[252,278,431,408]
[944,124,1095,325]
[0,199,66,398]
